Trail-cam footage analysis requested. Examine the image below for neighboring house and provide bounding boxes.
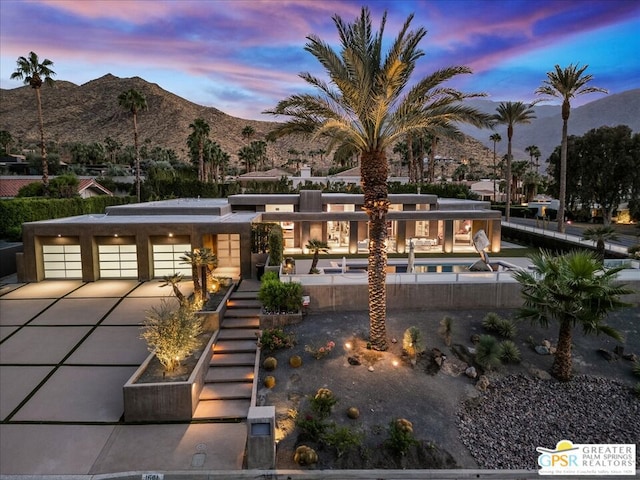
[0,176,113,198]
[17,191,501,283]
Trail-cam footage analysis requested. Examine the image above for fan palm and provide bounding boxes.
[492,102,537,221]
[188,118,211,182]
[536,64,607,233]
[582,226,618,262]
[513,250,631,381]
[180,248,218,306]
[489,133,502,201]
[11,52,56,190]
[118,89,147,202]
[265,7,491,350]
[306,239,330,274]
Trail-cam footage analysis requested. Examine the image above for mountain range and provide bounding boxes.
[1,74,638,174]
[462,89,640,161]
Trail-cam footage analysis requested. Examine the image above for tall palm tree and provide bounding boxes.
[118,89,147,202]
[265,7,491,350]
[582,226,618,262]
[492,102,537,221]
[536,64,607,233]
[513,250,631,381]
[489,133,502,202]
[305,239,330,274]
[11,52,56,190]
[524,144,540,171]
[188,118,210,182]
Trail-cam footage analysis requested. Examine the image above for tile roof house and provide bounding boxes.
[0,176,113,198]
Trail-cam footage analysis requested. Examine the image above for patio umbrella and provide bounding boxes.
[407,240,415,273]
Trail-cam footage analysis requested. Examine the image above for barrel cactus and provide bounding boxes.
[289,355,303,368]
[263,375,276,389]
[294,445,318,465]
[263,356,278,371]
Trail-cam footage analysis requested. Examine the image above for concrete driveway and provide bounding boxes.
[0,279,246,475]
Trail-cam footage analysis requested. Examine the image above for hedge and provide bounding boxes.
[0,196,136,241]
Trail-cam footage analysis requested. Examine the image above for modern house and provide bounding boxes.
[17,191,501,283]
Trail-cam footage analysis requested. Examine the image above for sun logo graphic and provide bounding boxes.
[537,440,579,470]
[537,439,636,476]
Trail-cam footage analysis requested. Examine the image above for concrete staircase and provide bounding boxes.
[193,282,261,421]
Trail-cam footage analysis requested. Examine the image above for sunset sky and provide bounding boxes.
[1,0,639,120]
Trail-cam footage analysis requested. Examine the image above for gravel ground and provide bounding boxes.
[458,374,640,469]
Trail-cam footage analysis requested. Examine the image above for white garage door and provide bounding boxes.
[43,244,82,279]
[152,243,191,278]
[98,244,138,278]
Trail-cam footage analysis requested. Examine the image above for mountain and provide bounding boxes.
[459,89,640,164]
[0,73,496,174]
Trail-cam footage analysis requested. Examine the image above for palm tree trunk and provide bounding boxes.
[407,134,415,184]
[492,142,497,202]
[309,250,319,273]
[198,141,204,182]
[35,88,49,190]
[133,113,140,203]
[505,127,513,222]
[428,137,437,183]
[361,150,389,351]
[558,103,569,233]
[551,320,573,381]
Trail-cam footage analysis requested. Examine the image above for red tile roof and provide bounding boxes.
[0,176,113,198]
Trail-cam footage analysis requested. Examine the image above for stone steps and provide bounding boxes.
[195,286,260,421]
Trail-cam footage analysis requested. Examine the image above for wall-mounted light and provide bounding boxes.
[168,233,173,238]
[114,234,118,238]
[57,234,61,238]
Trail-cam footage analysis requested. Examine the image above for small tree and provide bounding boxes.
[141,299,204,372]
[306,239,330,274]
[159,274,186,305]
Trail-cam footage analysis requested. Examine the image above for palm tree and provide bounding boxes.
[242,125,255,144]
[492,102,537,221]
[582,226,618,262]
[524,145,540,171]
[188,118,210,182]
[118,89,147,202]
[180,248,217,307]
[536,64,607,233]
[305,239,330,274]
[11,52,56,190]
[265,7,491,350]
[513,250,631,381]
[489,133,502,202]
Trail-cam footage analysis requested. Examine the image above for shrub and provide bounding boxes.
[403,326,425,359]
[499,340,521,364]
[438,316,453,346]
[258,327,295,352]
[258,275,303,313]
[296,413,328,442]
[310,388,338,419]
[268,224,283,266]
[141,299,204,372]
[385,418,418,456]
[633,361,640,378]
[322,424,364,458]
[475,335,502,371]
[481,313,517,339]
